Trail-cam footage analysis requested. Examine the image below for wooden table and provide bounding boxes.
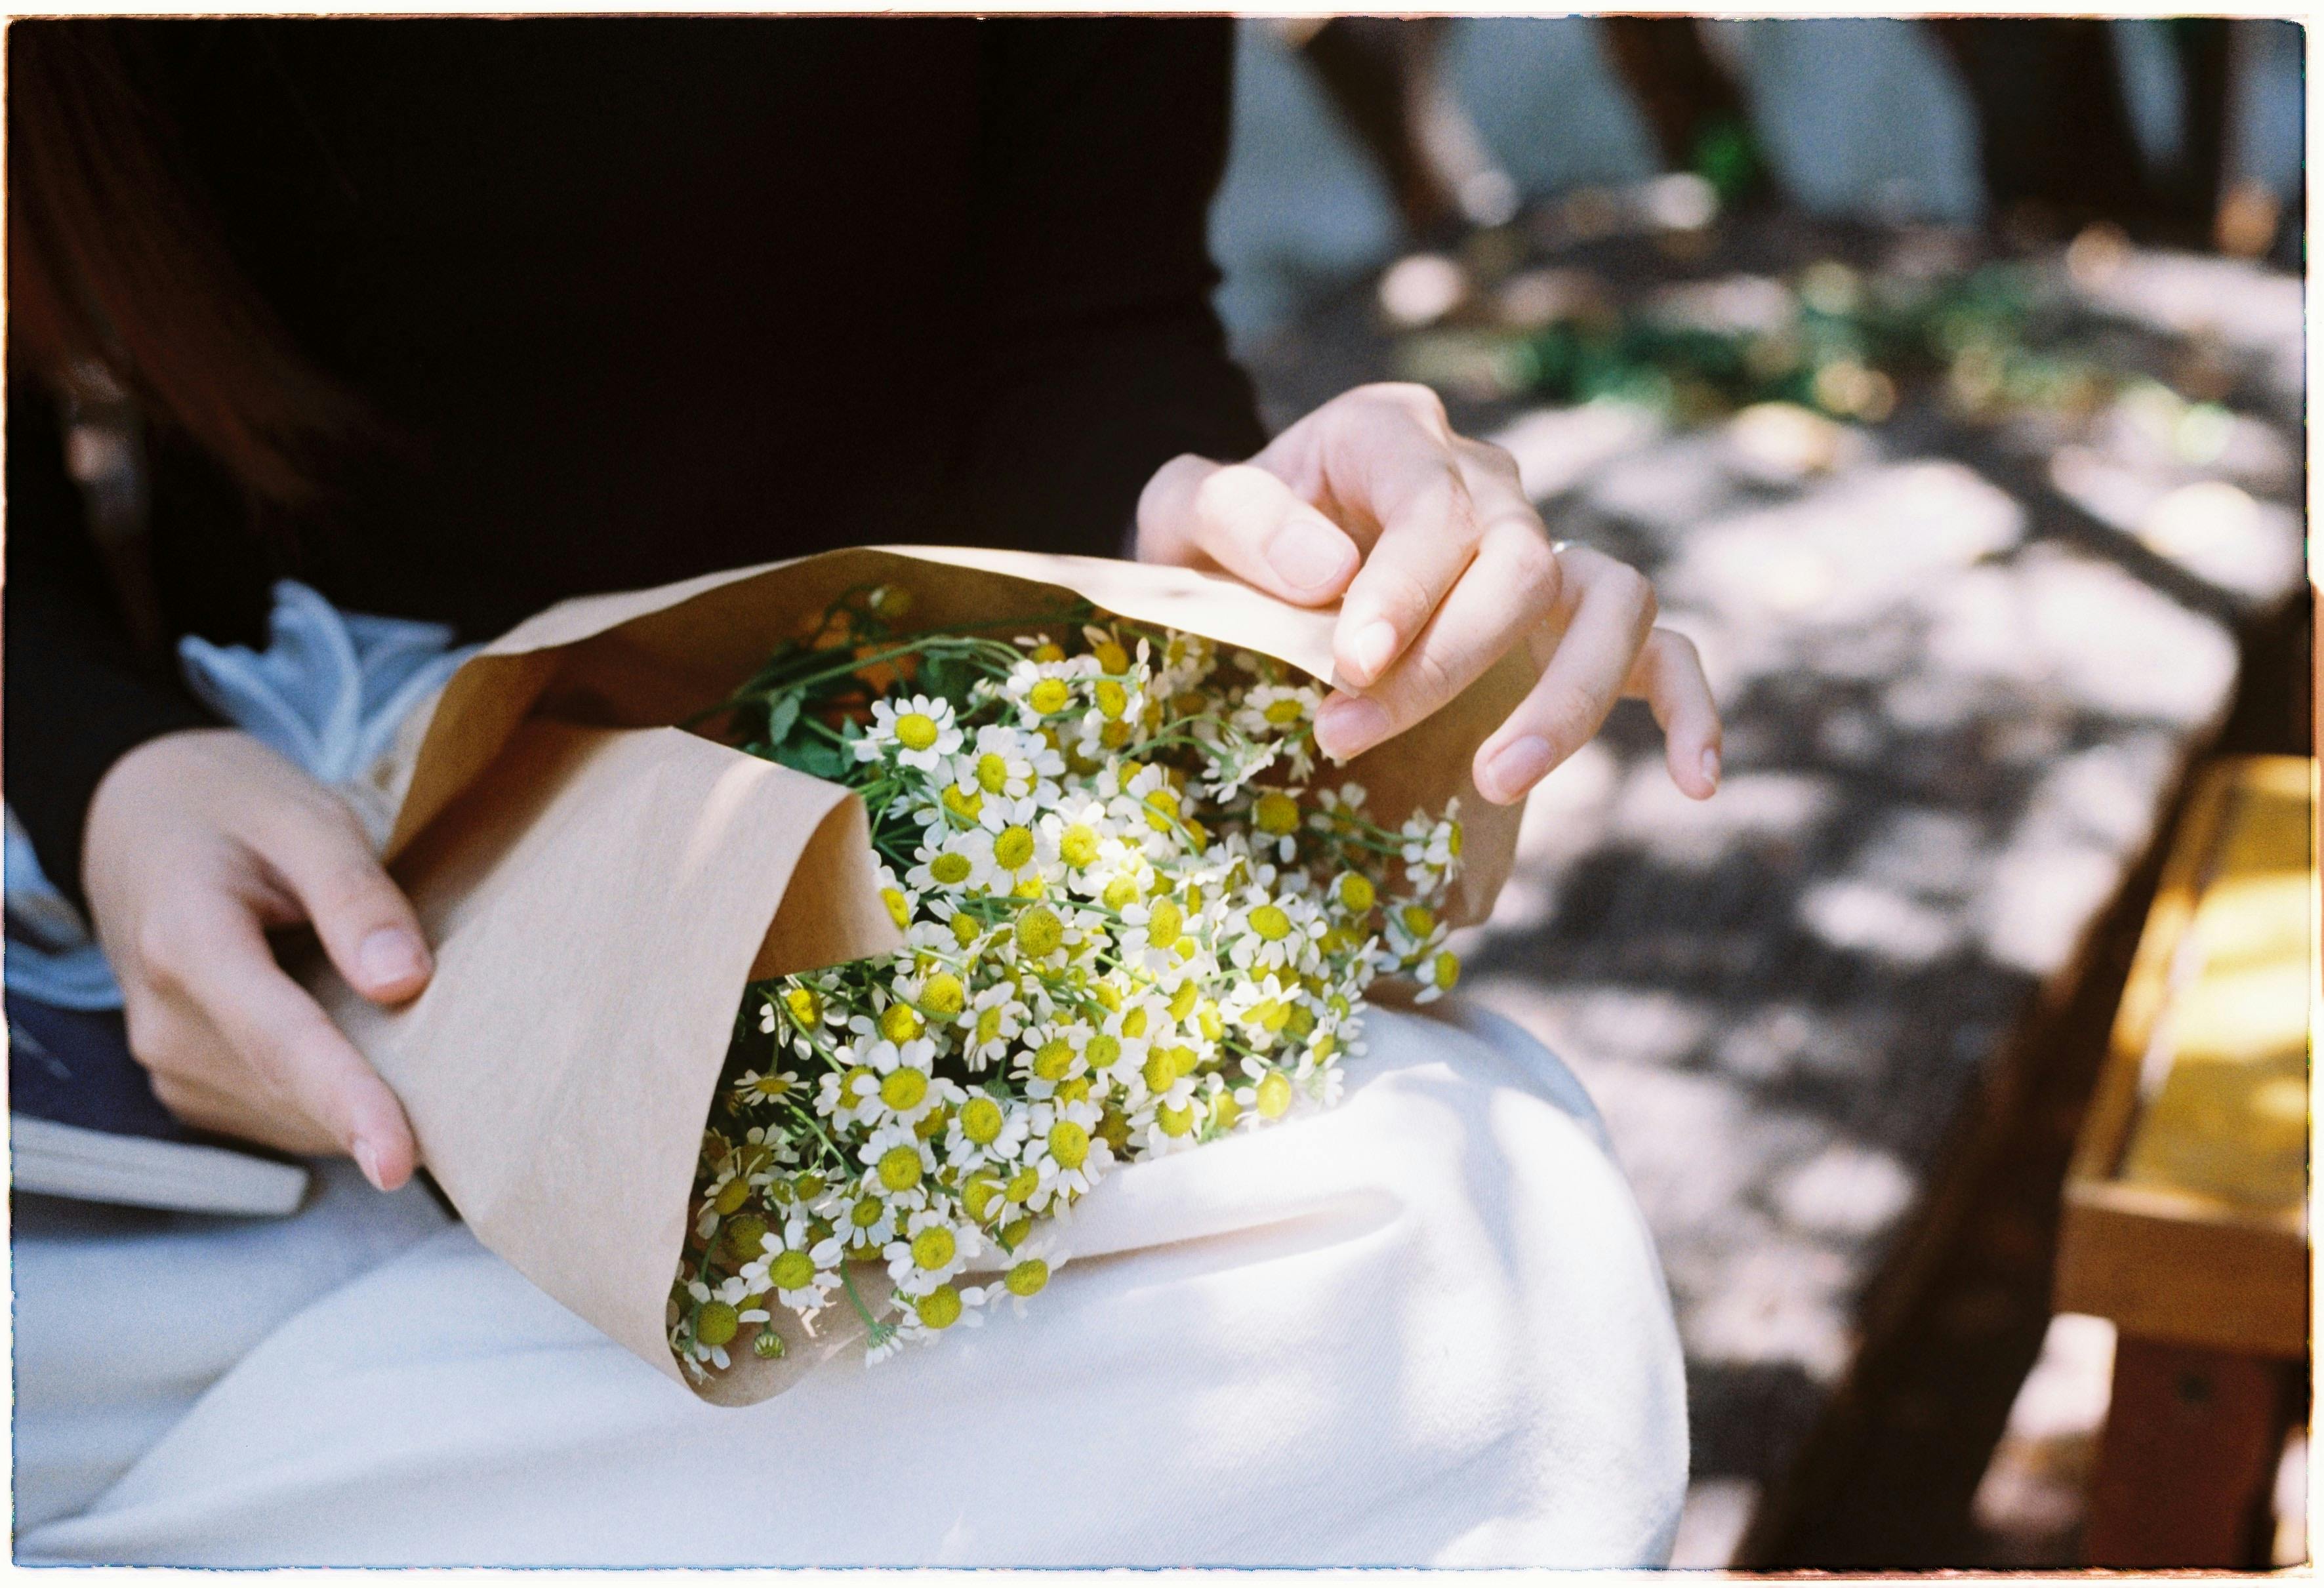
[2055,754,2311,1568]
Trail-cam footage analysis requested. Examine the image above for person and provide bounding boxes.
[9,17,1716,1565]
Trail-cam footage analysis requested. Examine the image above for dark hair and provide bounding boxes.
[7,20,362,502]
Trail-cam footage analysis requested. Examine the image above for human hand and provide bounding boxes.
[83,729,429,1189]
[1135,382,1720,805]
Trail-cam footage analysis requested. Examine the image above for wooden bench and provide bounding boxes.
[2056,754,2311,1568]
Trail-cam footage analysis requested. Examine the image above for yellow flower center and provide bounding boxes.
[976,752,1013,793]
[994,826,1036,870]
[1120,1006,1149,1038]
[1211,1092,1241,1131]
[783,987,823,1026]
[929,852,973,886]
[922,973,966,1015]
[1032,1038,1076,1081]
[1250,905,1292,942]
[1256,1072,1294,1119]
[976,1007,1004,1045]
[1030,641,1066,664]
[1254,792,1301,835]
[792,1172,826,1200]
[752,1072,791,1098]
[1055,1076,1092,1105]
[839,1064,878,1107]
[713,1178,751,1215]
[1016,907,1064,956]
[1102,875,1141,910]
[1005,1166,1040,1203]
[769,1250,816,1291]
[1028,679,1072,715]
[1401,905,1437,937]
[1145,899,1183,948]
[879,1069,928,1112]
[1006,1258,1051,1297]
[1263,697,1307,725]
[723,1214,769,1260]
[1337,873,1376,913]
[877,1145,924,1192]
[1093,640,1130,674]
[1446,821,1464,857]
[851,1195,884,1229]
[1168,982,1200,1022]
[895,712,940,752]
[1059,824,1099,868]
[961,1097,1004,1145]
[878,1003,924,1042]
[915,1284,963,1330]
[910,1227,958,1271]
[943,783,984,823]
[1432,950,1462,991]
[952,912,982,947]
[1158,1102,1195,1137]
[1169,1044,1200,1078]
[1095,680,1128,720]
[963,1173,1004,1223]
[1048,1120,1091,1170]
[695,1301,739,1347]
[1142,1052,1175,1093]
[881,888,911,929]
[1084,1035,1121,1069]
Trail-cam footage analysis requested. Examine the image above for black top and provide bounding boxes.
[7,18,1267,901]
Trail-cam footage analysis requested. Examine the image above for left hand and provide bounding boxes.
[1135,382,1721,805]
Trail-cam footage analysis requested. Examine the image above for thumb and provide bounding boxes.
[1135,455,1360,606]
[260,801,434,1006]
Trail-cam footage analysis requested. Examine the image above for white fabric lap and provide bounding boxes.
[18,1008,1686,1567]
[10,1161,452,1534]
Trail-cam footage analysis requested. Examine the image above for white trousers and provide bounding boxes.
[14,1004,1687,1566]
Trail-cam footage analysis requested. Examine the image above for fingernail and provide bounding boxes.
[1343,619,1400,685]
[350,1135,386,1192]
[359,927,428,990]
[1481,736,1554,804]
[1263,518,1356,594]
[1700,746,1723,792]
[1315,695,1391,761]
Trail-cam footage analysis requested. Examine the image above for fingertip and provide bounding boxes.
[1674,741,1721,801]
[1315,693,1391,763]
[354,926,432,1005]
[349,1120,417,1192]
[1476,734,1554,806]
[1264,513,1360,600]
[1335,617,1401,690]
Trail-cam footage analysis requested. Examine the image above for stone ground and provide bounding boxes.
[1236,203,2308,1567]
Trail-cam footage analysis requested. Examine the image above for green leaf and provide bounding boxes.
[765,691,802,748]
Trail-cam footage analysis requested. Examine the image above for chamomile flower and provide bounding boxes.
[960,985,1026,1069]
[743,1215,845,1312]
[943,1089,1031,1168]
[1022,1095,1111,1210]
[885,1206,981,1289]
[857,695,965,774]
[855,1038,950,1130]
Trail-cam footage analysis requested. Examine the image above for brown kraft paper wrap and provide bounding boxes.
[306,545,1537,1404]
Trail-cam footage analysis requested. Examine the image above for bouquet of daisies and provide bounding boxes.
[309,546,1528,1404]
[672,585,1465,1374]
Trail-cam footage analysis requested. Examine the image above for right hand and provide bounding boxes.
[83,729,429,1190]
